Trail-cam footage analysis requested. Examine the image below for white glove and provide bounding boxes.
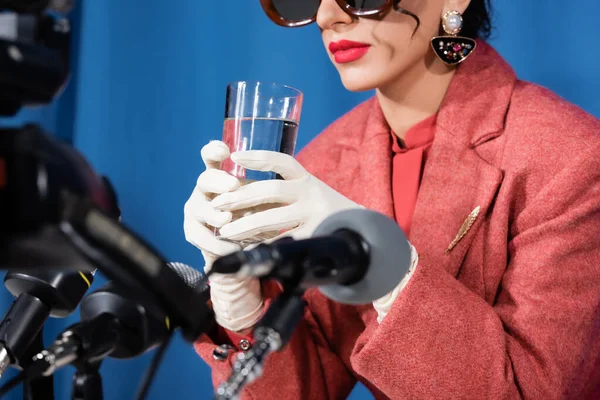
[210,150,363,242]
[183,141,264,332]
[372,243,419,324]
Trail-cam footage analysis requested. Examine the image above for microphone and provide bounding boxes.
[213,209,411,399]
[0,126,208,342]
[26,262,211,378]
[0,268,94,377]
[211,208,412,305]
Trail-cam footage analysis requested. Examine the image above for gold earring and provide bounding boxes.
[431,10,477,65]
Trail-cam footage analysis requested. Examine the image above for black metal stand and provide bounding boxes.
[22,331,54,400]
[71,361,103,400]
[213,288,307,400]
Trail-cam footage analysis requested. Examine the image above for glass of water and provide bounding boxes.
[216,81,303,245]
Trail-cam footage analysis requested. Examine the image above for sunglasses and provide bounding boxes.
[259,0,396,28]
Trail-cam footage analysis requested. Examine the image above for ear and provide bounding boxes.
[443,0,472,15]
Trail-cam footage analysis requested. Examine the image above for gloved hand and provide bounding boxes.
[372,243,419,324]
[183,140,264,332]
[210,150,364,242]
[210,149,420,325]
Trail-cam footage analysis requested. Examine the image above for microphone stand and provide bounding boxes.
[71,360,103,400]
[213,288,307,400]
[0,291,54,400]
[22,331,54,400]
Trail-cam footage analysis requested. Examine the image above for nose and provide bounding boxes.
[316,0,353,30]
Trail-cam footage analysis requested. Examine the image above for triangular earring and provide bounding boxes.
[430,10,477,65]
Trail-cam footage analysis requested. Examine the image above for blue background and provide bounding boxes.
[1,1,598,399]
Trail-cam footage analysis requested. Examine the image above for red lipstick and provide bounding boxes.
[328,40,371,64]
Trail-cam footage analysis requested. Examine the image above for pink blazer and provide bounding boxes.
[195,41,600,399]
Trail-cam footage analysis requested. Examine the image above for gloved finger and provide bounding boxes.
[200,250,217,271]
[196,169,240,194]
[184,189,233,227]
[230,150,306,180]
[210,179,297,211]
[244,231,295,247]
[200,249,248,273]
[183,217,241,256]
[218,204,303,241]
[201,140,231,170]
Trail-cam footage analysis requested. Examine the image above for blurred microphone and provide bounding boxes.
[26,262,211,378]
[211,209,412,305]
[0,268,94,377]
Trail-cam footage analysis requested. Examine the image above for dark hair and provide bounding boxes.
[394,0,492,40]
[462,0,493,39]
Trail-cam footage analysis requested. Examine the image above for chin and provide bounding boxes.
[338,71,380,92]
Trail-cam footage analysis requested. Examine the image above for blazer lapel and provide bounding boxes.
[345,95,505,279]
[409,40,516,277]
[349,99,395,220]
[409,128,503,277]
[299,98,394,220]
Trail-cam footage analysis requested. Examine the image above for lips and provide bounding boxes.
[328,40,371,64]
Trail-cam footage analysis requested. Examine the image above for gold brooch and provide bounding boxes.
[446,206,480,253]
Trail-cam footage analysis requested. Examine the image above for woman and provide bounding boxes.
[183,0,600,398]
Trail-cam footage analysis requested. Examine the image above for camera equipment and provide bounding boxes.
[0,2,214,399]
[0,268,95,381]
[22,262,211,400]
[0,0,72,115]
[0,0,212,343]
[0,4,85,399]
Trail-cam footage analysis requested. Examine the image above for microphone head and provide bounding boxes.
[166,262,206,288]
[313,209,412,305]
[166,262,210,303]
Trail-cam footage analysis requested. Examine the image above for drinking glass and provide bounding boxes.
[215,81,303,245]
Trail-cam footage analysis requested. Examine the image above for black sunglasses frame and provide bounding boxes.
[259,0,396,28]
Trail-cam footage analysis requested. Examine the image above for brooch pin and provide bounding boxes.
[446,206,480,253]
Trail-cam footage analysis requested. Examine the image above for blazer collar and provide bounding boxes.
[436,40,517,147]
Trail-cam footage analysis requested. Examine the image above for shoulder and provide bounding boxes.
[496,80,600,218]
[508,80,600,141]
[501,80,600,171]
